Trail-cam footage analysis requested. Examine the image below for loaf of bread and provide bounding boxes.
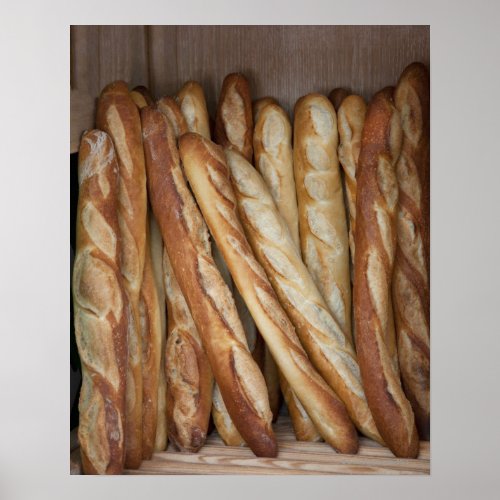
[354,87,419,458]
[157,96,189,138]
[179,133,359,454]
[212,384,245,446]
[253,101,300,249]
[163,248,214,452]
[338,95,367,263]
[293,94,352,344]
[73,130,128,474]
[215,73,253,161]
[393,62,430,440]
[328,88,349,111]
[149,214,168,451]
[96,81,147,469]
[131,86,154,109]
[139,222,163,460]
[176,81,211,139]
[142,107,277,457]
[223,145,383,446]
[252,97,278,124]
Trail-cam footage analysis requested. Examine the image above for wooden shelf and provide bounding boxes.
[70,417,430,475]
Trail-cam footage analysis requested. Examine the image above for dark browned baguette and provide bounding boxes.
[179,133,359,454]
[73,130,128,474]
[141,106,277,458]
[96,81,147,469]
[328,88,349,111]
[215,73,253,161]
[393,62,430,440]
[354,87,419,458]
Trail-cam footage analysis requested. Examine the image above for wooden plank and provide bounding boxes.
[71,417,430,475]
[98,25,149,91]
[147,25,178,99]
[70,89,95,153]
[70,25,100,96]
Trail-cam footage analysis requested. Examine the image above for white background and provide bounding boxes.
[1,0,499,499]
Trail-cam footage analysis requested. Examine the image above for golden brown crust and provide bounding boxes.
[393,62,430,440]
[338,95,367,265]
[131,86,154,108]
[176,81,211,139]
[280,375,322,442]
[74,130,128,474]
[149,214,168,452]
[328,88,350,111]
[180,133,359,454]
[139,223,163,460]
[142,107,276,457]
[354,87,419,458]
[254,102,300,249]
[163,248,214,452]
[263,347,281,422]
[157,96,189,139]
[96,81,147,469]
[294,93,352,344]
[212,384,245,447]
[215,73,253,161]
[223,146,380,447]
[252,97,278,125]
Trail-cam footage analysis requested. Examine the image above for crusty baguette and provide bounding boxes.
[180,133,359,454]
[139,222,163,459]
[149,214,168,451]
[294,94,352,344]
[393,62,430,440]
[212,384,245,446]
[253,102,317,437]
[222,146,383,446]
[215,73,253,161]
[176,81,211,139]
[131,86,154,109]
[96,81,147,469]
[253,102,300,249]
[163,248,213,452]
[252,97,278,125]
[130,85,154,109]
[338,95,367,263]
[142,107,277,457]
[157,96,189,139]
[354,87,419,458]
[328,88,349,111]
[280,378,322,442]
[73,130,128,474]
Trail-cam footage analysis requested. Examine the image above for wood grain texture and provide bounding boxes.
[70,417,429,475]
[70,25,429,153]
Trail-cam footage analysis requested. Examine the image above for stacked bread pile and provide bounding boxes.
[72,62,430,474]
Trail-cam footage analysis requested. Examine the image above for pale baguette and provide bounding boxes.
[176,81,211,139]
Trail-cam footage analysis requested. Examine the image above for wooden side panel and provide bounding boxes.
[70,25,429,152]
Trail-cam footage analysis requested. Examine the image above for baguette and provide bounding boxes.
[393,62,430,440]
[328,88,349,111]
[253,102,300,249]
[157,96,189,138]
[73,130,128,474]
[96,81,147,469]
[215,73,253,161]
[252,97,278,124]
[142,107,277,457]
[179,133,359,453]
[176,81,211,139]
[354,87,419,458]
[163,248,214,452]
[338,95,367,263]
[294,94,352,344]
[149,214,168,451]
[212,384,245,446]
[131,86,154,109]
[253,102,317,437]
[222,145,383,446]
[139,222,163,459]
